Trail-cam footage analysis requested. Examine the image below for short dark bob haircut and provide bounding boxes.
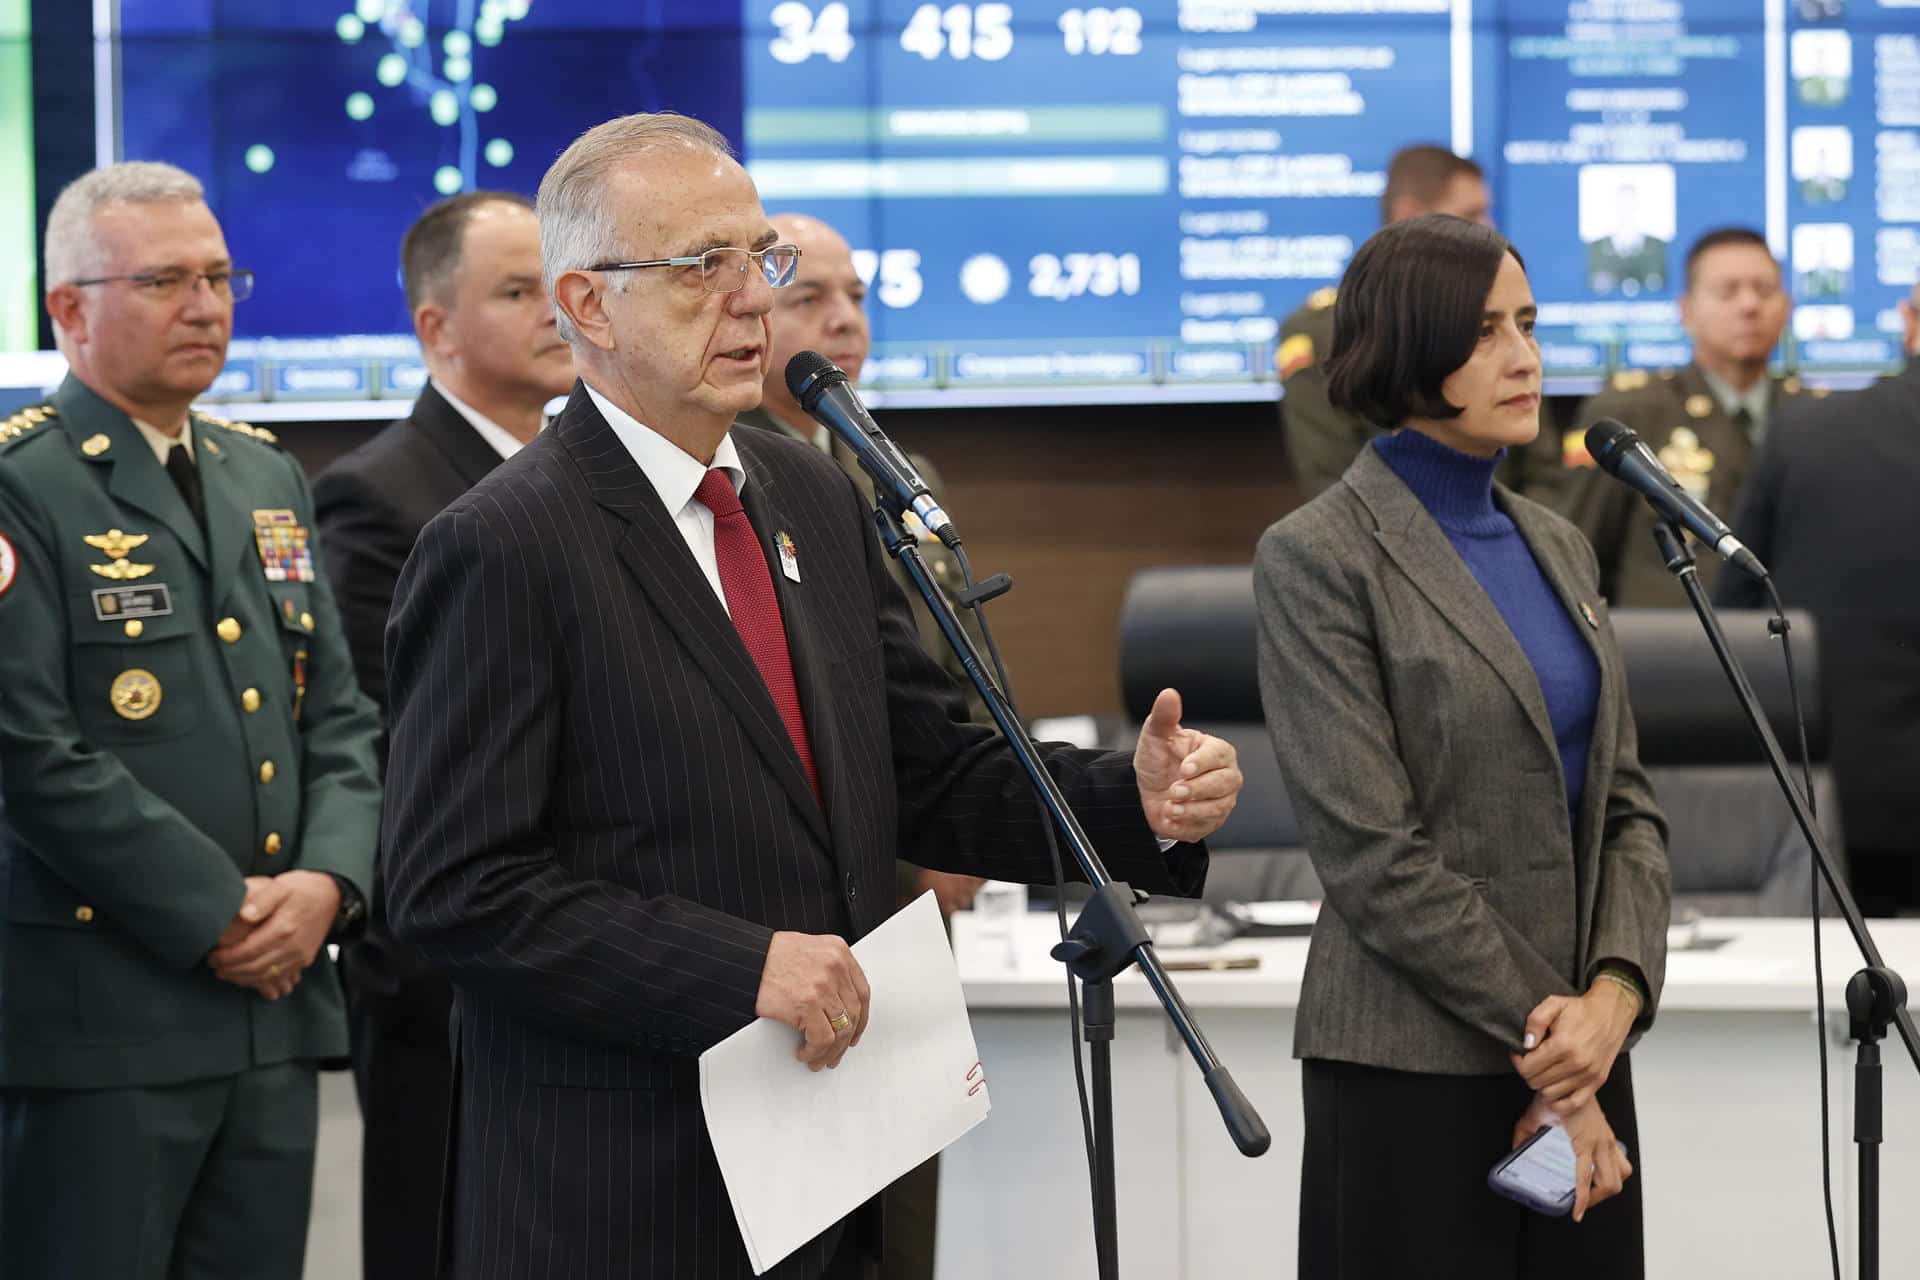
[1324,214,1526,427]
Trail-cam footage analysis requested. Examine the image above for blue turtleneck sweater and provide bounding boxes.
[1373,429,1600,823]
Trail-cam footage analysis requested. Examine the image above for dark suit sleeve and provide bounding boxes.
[284,454,382,900]
[0,466,245,967]
[1253,517,1576,1049]
[312,462,417,718]
[842,473,1207,897]
[1713,425,1784,610]
[381,505,776,1052]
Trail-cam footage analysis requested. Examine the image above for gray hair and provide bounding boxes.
[536,112,734,342]
[44,161,206,286]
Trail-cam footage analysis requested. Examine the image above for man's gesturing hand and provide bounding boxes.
[1133,687,1242,843]
[755,931,872,1071]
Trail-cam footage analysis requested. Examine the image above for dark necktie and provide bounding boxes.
[164,441,206,528]
[1731,406,1756,441]
[692,468,821,804]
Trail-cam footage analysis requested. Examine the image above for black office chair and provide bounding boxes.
[1116,566,1837,916]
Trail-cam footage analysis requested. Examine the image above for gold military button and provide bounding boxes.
[300,611,315,633]
[217,617,242,643]
[259,760,276,784]
[124,619,144,638]
[263,832,282,856]
[242,687,262,713]
[75,905,94,923]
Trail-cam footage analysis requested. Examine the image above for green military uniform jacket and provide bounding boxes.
[1276,287,1571,504]
[1562,362,1811,608]
[1586,236,1668,296]
[0,376,380,1090]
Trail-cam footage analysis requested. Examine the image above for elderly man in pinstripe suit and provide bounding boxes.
[381,112,1242,1280]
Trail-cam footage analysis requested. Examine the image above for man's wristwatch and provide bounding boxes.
[326,874,367,940]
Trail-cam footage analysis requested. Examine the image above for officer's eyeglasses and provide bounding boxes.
[69,269,256,303]
[583,244,801,294]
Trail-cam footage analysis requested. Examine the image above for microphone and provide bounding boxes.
[1584,417,1767,580]
[784,351,960,548]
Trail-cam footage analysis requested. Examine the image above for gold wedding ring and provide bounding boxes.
[829,1011,852,1033]
[267,962,281,977]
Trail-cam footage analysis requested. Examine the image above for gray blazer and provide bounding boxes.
[1255,444,1670,1076]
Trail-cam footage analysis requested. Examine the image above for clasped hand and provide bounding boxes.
[206,871,340,1001]
[1511,978,1640,1115]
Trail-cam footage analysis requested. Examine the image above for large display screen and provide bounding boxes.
[39,0,1920,405]
[0,0,33,355]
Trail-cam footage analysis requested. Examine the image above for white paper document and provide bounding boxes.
[699,892,992,1275]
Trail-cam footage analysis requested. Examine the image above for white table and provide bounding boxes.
[936,913,1920,1279]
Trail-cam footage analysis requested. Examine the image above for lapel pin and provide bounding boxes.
[1580,601,1600,630]
[776,531,801,583]
[81,434,111,457]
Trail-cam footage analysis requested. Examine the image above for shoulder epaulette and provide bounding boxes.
[1609,370,1650,392]
[1306,286,1338,311]
[196,412,279,447]
[0,403,57,450]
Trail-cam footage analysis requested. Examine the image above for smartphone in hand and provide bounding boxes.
[1488,1125,1582,1216]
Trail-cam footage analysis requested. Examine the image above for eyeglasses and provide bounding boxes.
[69,269,256,303]
[583,244,801,293]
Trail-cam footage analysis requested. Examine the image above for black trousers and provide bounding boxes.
[1300,1056,1644,1279]
[350,989,455,1280]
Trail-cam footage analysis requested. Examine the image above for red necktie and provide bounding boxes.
[693,469,821,805]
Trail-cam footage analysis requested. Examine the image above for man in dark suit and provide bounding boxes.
[1716,286,1920,913]
[0,162,379,1278]
[381,111,1242,1280]
[312,189,574,1280]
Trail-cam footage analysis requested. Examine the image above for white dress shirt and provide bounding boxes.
[133,417,192,464]
[583,382,744,615]
[432,378,540,461]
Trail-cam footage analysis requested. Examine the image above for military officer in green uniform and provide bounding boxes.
[0,163,380,1280]
[1564,227,1805,607]
[1276,145,1568,505]
[736,211,986,1280]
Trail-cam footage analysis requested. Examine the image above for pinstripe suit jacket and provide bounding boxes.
[381,383,1203,1279]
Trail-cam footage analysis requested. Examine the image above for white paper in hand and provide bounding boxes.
[699,892,992,1275]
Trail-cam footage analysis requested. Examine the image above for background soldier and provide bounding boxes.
[1276,145,1566,504]
[1564,227,1800,607]
[0,162,379,1279]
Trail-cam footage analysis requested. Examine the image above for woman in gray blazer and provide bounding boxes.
[1256,215,1670,1278]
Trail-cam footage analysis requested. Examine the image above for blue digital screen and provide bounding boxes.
[97,0,1917,403]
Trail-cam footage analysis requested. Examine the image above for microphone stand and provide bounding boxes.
[1650,519,1917,1280]
[868,503,1270,1280]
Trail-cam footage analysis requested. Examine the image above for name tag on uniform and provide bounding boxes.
[776,531,801,583]
[252,509,316,583]
[92,584,174,621]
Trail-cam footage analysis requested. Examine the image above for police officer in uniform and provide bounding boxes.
[1564,227,1803,607]
[735,211,985,1280]
[1276,145,1567,504]
[0,162,379,1280]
